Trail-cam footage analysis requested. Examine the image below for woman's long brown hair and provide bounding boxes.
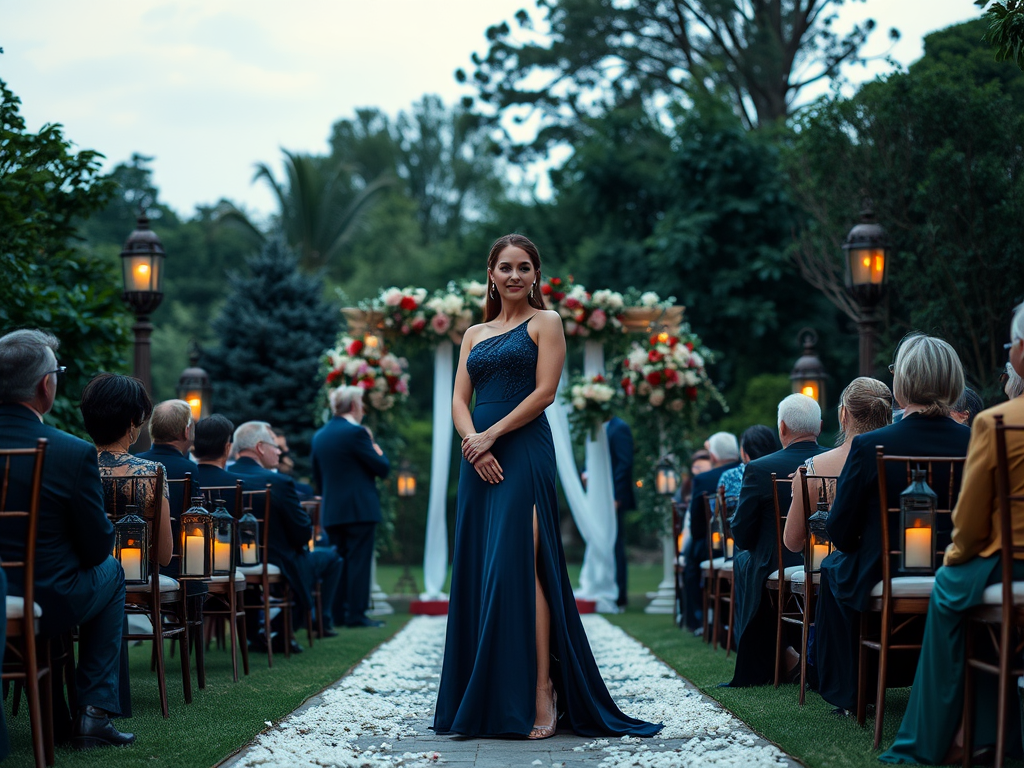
[483,233,546,322]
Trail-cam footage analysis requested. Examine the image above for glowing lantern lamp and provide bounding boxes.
[843,199,890,307]
[397,462,417,497]
[790,328,828,409]
[120,214,165,316]
[900,469,937,574]
[655,457,680,496]
[180,497,213,579]
[115,506,149,585]
[237,508,261,566]
[176,340,212,422]
[211,499,235,576]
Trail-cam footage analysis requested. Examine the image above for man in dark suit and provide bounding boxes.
[0,329,134,749]
[312,386,390,628]
[193,415,246,515]
[728,394,826,687]
[137,400,200,543]
[606,416,636,608]
[681,432,741,633]
[817,335,970,712]
[231,421,343,647]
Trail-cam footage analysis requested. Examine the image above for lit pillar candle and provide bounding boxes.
[905,526,932,569]
[676,533,683,556]
[711,531,721,549]
[185,535,205,575]
[240,542,258,565]
[812,543,829,570]
[121,548,142,580]
[214,540,231,571]
[726,538,734,558]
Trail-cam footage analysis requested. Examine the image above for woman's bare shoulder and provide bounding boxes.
[530,310,563,330]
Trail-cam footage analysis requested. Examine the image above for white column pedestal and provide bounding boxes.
[644,535,677,614]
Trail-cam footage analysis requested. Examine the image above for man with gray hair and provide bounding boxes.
[0,329,135,749]
[726,393,825,687]
[312,386,390,628]
[681,431,741,632]
[231,421,343,648]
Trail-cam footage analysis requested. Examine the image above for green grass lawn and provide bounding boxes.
[2,620,403,768]
[608,610,910,768]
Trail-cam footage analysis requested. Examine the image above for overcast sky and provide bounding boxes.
[2,1,982,219]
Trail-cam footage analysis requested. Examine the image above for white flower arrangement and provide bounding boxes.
[562,373,618,441]
[325,335,410,414]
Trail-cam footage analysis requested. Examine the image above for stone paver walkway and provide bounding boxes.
[223,616,797,768]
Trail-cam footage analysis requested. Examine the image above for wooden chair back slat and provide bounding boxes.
[875,450,966,600]
[202,481,245,520]
[101,466,167,575]
[0,439,48,622]
[240,486,273,569]
[797,466,841,573]
[770,474,794,576]
[993,415,1024,622]
[165,473,193,517]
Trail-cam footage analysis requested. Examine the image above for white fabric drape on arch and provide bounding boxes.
[544,339,619,613]
[421,340,453,600]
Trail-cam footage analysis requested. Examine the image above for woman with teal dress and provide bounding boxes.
[432,234,661,741]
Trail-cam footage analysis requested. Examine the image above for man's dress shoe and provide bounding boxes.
[72,706,135,750]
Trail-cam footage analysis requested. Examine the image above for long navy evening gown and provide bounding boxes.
[432,316,662,738]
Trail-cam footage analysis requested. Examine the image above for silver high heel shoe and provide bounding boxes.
[528,688,557,740]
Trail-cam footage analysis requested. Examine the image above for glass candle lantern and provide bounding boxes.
[211,499,235,576]
[709,503,724,554]
[655,458,679,496]
[180,496,213,578]
[397,463,417,497]
[809,531,832,571]
[900,469,937,573]
[114,506,149,585]
[237,508,260,566]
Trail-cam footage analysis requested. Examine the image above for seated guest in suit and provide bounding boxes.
[606,415,636,608]
[727,394,825,686]
[881,308,1024,765]
[274,432,316,501]
[681,433,741,633]
[80,374,173,570]
[815,334,970,714]
[312,386,391,628]
[231,421,343,646]
[784,377,892,553]
[720,426,780,501]
[0,330,134,749]
[193,415,246,515]
[137,400,200,534]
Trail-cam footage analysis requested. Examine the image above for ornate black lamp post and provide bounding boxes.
[843,200,891,377]
[120,214,165,451]
[177,340,212,421]
[790,328,829,410]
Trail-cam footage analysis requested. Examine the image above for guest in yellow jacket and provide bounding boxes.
[881,302,1024,765]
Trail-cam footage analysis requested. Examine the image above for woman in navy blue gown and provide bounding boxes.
[432,234,661,740]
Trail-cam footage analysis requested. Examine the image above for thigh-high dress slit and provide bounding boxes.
[432,317,661,738]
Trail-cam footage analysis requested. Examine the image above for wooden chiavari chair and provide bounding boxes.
[0,439,53,767]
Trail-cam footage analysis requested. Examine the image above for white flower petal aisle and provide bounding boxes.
[226,616,796,768]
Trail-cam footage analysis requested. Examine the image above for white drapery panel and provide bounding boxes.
[421,340,453,600]
[544,340,619,612]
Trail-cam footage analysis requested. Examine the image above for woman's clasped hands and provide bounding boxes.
[463,431,503,484]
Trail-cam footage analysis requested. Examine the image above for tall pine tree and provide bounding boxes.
[202,239,338,466]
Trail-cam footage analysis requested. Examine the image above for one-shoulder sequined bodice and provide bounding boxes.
[466,318,538,405]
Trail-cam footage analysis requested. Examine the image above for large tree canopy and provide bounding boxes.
[0,77,130,435]
[461,0,894,154]
[787,19,1024,397]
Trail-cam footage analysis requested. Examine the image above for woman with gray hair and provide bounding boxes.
[814,334,971,717]
[881,303,1024,765]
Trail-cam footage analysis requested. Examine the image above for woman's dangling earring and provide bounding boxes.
[490,282,496,299]
[529,283,535,299]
